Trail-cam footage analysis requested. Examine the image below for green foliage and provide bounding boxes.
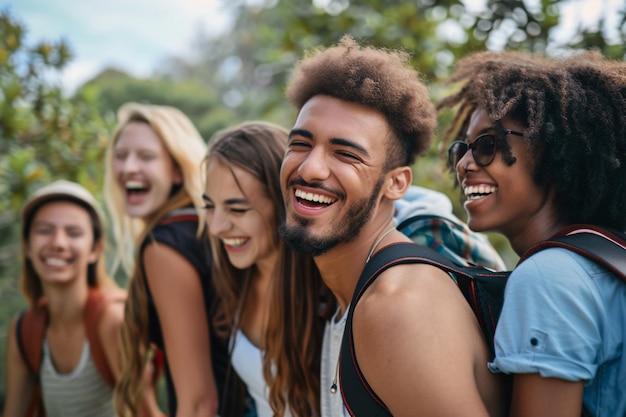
[0,9,114,407]
[82,68,234,140]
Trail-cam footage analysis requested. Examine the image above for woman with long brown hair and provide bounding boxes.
[202,121,327,417]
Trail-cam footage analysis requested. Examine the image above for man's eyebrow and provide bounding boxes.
[289,128,313,140]
[288,129,369,156]
[202,193,211,201]
[330,138,369,156]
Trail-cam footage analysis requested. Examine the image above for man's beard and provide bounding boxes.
[280,178,383,257]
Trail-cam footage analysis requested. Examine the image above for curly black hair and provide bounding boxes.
[285,34,436,168]
[438,50,626,230]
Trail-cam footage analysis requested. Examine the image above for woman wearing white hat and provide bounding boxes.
[3,180,126,417]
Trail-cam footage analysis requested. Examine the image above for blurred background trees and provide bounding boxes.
[1,0,624,406]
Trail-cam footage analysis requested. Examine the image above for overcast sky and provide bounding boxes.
[5,0,624,93]
[7,0,232,91]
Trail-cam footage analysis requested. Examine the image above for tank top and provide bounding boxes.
[231,330,292,417]
[142,207,230,416]
[40,340,115,417]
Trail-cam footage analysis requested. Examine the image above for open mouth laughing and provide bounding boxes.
[125,180,149,195]
[43,257,71,267]
[222,237,249,248]
[295,188,336,206]
[464,184,497,201]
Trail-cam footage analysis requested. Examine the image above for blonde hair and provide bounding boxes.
[104,102,207,276]
[105,103,207,416]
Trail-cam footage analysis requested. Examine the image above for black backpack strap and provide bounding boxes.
[519,225,626,282]
[339,242,508,416]
[340,243,415,417]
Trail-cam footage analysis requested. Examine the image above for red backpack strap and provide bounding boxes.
[83,288,127,387]
[16,308,47,375]
[15,308,48,417]
[159,207,198,225]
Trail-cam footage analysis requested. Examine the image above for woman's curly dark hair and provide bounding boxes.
[437,50,626,230]
[285,34,437,168]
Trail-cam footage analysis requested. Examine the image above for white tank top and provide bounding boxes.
[40,340,116,417]
[231,330,293,417]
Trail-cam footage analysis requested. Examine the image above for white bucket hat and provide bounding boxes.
[21,180,104,229]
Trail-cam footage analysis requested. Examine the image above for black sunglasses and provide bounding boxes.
[448,129,524,168]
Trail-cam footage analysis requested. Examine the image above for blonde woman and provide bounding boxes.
[106,103,241,417]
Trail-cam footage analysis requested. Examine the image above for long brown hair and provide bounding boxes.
[205,121,327,417]
[106,103,207,416]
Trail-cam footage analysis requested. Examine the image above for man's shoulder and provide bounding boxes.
[356,261,464,319]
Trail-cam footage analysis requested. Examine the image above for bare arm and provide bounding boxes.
[510,373,584,417]
[353,263,499,417]
[143,242,219,417]
[100,301,125,382]
[2,318,36,417]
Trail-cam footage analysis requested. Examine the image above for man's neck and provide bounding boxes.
[315,216,399,315]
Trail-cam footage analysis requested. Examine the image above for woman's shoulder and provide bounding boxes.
[515,247,608,280]
[144,207,202,246]
[142,213,211,277]
[507,247,615,306]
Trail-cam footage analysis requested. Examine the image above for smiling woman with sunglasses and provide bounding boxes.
[438,50,626,417]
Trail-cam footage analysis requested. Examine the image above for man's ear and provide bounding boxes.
[383,166,412,201]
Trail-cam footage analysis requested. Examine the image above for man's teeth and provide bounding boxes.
[45,258,69,266]
[295,189,335,204]
[464,185,497,200]
[222,238,247,248]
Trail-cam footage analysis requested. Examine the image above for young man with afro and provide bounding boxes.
[280,35,505,417]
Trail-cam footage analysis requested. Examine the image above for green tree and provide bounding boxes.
[165,0,622,267]
[82,68,235,141]
[0,9,114,407]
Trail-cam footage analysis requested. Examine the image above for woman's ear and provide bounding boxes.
[89,240,104,264]
[383,166,412,201]
[173,165,183,186]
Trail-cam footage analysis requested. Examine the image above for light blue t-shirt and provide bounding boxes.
[489,248,626,416]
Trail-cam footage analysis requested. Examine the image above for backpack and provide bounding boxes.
[339,224,626,417]
[15,287,127,417]
[397,213,506,271]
